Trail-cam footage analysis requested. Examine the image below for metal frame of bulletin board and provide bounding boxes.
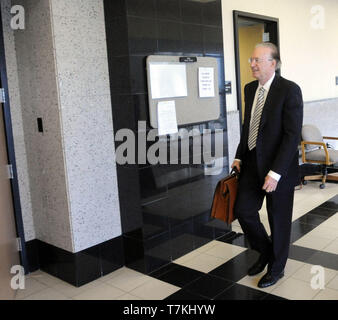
[146,55,220,129]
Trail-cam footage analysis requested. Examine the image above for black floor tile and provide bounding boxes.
[306,251,338,271]
[296,214,327,227]
[155,265,205,288]
[262,293,288,300]
[290,231,309,243]
[288,245,316,262]
[216,231,237,241]
[183,274,234,299]
[149,262,179,278]
[319,195,338,210]
[209,249,259,282]
[214,283,267,300]
[306,206,337,218]
[165,289,206,300]
[290,221,316,241]
[217,232,249,248]
[289,245,338,270]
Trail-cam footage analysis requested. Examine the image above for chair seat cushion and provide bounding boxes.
[306,149,338,163]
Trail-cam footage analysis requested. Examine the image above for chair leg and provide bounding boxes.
[320,165,328,189]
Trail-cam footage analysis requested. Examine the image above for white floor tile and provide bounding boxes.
[129,278,180,300]
[51,280,101,298]
[294,234,334,251]
[28,270,63,287]
[291,263,337,285]
[14,277,48,300]
[173,250,202,264]
[313,288,338,300]
[98,266,130,282]
[116,293,142,300]
[231,220,241,228]
[262,220,271,235]
[326,274,338,290]
[202,242,246,260]
[195,240,220,253]
[230,225,243,233]
[72,283,126,300]
[104,268,154,292]
[321,219,338,230]
[322,238,338,255]
[270,277,320,300]
[175,252,226,273]
[284,259,306,278]
[23,287,70,300]
[308,225,338,240]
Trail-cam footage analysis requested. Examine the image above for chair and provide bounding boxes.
[301,124,338,189]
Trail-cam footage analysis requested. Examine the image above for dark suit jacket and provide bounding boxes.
[235,74,303,191]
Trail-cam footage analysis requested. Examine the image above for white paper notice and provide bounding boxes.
[149,63,188,99]
[199,67,215,98]
[157,101,178,136]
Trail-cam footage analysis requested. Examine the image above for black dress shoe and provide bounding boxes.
[258,271,284,288]
[248,255,269,276]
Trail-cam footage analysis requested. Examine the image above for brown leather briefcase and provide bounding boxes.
[211,169,239,224]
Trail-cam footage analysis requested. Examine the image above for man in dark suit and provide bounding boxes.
[231,42,303,288]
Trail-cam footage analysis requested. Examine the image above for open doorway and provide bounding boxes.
[233,11,279,124]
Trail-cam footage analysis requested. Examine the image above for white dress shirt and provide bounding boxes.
[236,72,281,182]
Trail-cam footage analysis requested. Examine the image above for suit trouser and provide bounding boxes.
[234,148,294,275]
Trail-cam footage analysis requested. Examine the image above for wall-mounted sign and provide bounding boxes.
[179,57,197,63]
[263,32,270,42]
[149,63,188,99]
[157,100,178,136]
[146,55,220,128]
[225,81,232,94]
[198,67,215,98]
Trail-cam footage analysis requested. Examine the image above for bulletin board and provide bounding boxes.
[146,55,220,129]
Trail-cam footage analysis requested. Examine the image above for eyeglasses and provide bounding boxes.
[248,57,273,64]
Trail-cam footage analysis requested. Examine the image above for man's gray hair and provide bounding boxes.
[255,42,282,70]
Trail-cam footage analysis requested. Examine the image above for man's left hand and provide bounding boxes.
[262,175,278,193]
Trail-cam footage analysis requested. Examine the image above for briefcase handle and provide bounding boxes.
[230,167,239,176]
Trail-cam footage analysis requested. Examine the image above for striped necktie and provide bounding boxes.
[248,87,265,151]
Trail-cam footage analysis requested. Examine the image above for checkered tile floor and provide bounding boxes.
[17,182,338,300]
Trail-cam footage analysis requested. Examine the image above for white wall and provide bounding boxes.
[303,99,338,149]
[222,0,338,112]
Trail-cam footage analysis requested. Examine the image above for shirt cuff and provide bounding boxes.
[234,159,241,163]
[268,170,281,182]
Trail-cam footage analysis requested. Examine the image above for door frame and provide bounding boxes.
[233,10,280,129]
[0,6,28,273]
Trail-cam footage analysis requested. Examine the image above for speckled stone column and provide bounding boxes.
[6,0,123,284]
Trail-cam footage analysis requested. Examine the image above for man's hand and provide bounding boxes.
[231,160,241,173]
[262,175,278,193]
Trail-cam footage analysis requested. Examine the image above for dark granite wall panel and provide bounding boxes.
[26,237,124,287]
[104,0,231,274]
